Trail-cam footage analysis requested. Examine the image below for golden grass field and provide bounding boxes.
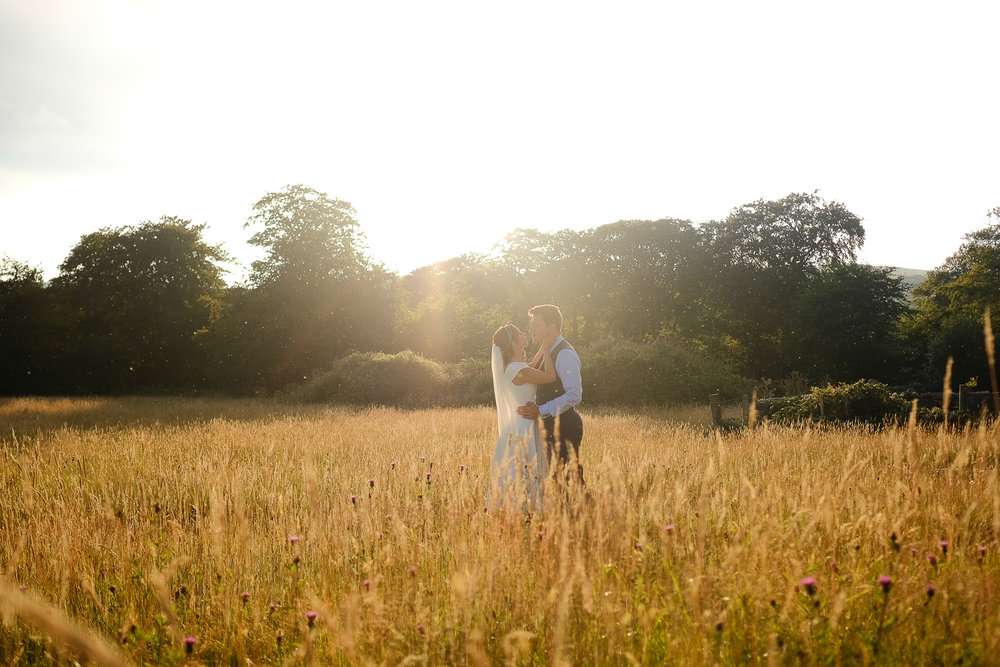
[1,396,998,665]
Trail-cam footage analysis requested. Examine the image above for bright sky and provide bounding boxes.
[2,0,999,283]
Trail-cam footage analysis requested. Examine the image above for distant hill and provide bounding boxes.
[886,267,928,290]
[880,266,928,300]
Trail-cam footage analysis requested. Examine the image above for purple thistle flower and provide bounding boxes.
[391,461,396,470]
[240,591,250,603]
[179,584,187,595]
[877,576,893,594]
[288,535,300,545]
[184,636,196,654]
[350,494,357,504]
[800,576,817,596]
[927,553,938,567]
[939,540,949,555]
[306,611,318,627]
[417,623,425,634]
[18,584,27,592]
[425,471,432,483]
[269,602,277,613]
[369,478,375,488]
[978,545,988,558]
[363,579,370,590]
[665,524,675,534]
[634,541,643,550]
[409,566,417,576]
[926,584,936,599]
[459,464,466,472]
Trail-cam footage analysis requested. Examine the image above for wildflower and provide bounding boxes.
[665,524,675,534]
[537,531,545,540]
[18,584,27,592]
[269,602,277,613]
[978,546,988,559]
[889,533,900,551]
[350,494,357,504]
[288,535,300,545]
[939,540,949,556]
[363,579,370,590]
[306,611,318,627]
[634,541,643,550]
[369,478,375,488]
[425,471,432,483]
[391,461,396,470]
[459,464,465,473]
[927,553,938,567]
[184,636,196,654]
[877,576,893,594]
[926,584,936,599]
[409,566,417,576]
[240,591,250,604]
[179,584,187,595]
[800,576,817,596]
[420,456,426,463]
[417,623,425,634]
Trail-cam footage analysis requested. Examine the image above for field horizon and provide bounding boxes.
[1,396,997,665]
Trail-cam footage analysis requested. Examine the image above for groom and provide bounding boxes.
[517,304,585,490]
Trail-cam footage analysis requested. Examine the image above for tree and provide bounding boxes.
[52,217,229,392]
[703,191,865,276]
[907,208,1000,385]
[246,184,368,286]
[791,264,909,382]
[216,185,398,391]
[0,257,65,394]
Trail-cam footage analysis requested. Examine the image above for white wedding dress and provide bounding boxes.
[488,346,547,512]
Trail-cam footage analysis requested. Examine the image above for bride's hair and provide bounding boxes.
[492,323,521,365]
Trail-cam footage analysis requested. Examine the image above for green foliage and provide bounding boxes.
[216,185,399,391]
[0,257,64,394]
[791,264,909,381]
[768,380,910,424]
[51,217,229,393]
[583,337,753,405]
[284,350,491,407]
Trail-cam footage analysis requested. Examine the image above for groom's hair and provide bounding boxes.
[528,304,562,331]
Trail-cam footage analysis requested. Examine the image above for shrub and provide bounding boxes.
[767,379,910,424]
[284,351,491,407]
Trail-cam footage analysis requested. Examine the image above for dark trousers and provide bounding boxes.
[543,409,585,488]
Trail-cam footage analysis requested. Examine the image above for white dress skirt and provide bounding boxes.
[487,360,547,512]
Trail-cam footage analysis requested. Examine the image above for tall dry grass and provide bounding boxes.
[1,397,998,664]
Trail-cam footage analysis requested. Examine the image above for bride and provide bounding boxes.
[488,323,557,512]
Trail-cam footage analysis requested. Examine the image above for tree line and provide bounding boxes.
[2,185,998,401]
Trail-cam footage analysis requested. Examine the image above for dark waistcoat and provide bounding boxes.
[536,339,577,407]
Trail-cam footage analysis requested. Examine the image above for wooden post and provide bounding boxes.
[710,394,723,428]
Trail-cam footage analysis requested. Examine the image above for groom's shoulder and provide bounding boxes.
[555,338,581,360]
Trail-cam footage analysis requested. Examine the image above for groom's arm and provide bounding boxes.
[538,349,582,418]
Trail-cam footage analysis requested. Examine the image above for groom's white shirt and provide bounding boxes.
[539,335,582,419]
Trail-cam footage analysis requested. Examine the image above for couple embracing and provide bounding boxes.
[488,304,585,512]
